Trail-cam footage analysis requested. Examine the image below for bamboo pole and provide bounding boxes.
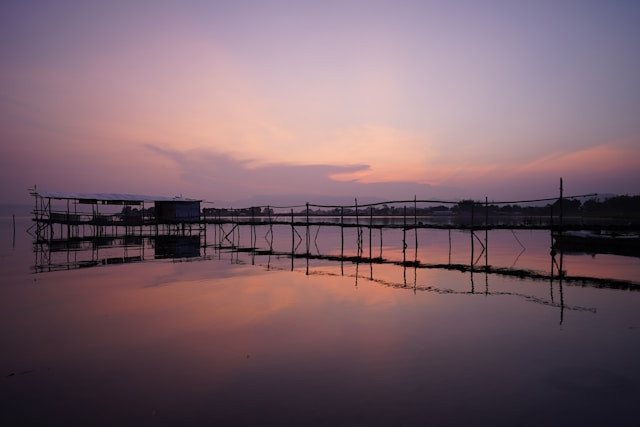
[403,205,407,266]
[340,206,344,275]
[485,197,489,270]
[470,202,475,268]
[355,198,360,256]
[369,206,372,261]
[414,195,418,261]
[559,177,564,231]
[306,202,310,257]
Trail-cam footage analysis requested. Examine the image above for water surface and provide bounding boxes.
[1,216,639,426]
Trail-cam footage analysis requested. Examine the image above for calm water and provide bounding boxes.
[1,215,640,426]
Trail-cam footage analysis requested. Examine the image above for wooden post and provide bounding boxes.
[306,202,310,257]
[448,228,452,264]
[559,177,564,232]
[470,202,475,268]
[291,208,295,270]
[48,198,53,239]
[369,206,373,261]
[212,216,218,246]
[340,206,344,275]
[305,204,310,275]
[355,199,360,256]
[414,195,418,262]
[403,205,407,266]
[267,206,273,253]
[485,197,489,270]
[558,248,565,324]
[251,206,256,249]
[340,206,344,251]
[66,199,70,239]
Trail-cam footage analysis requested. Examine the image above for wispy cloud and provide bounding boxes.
[140,143,457,204]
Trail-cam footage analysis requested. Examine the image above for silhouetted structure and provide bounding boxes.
[31,190,202,239]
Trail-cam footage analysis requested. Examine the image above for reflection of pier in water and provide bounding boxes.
[30,215,639,325]
[209,217,638,324]
[209,216,638,289]
[32,234,205,273]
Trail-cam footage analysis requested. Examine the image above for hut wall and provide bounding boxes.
[154,201,200,223]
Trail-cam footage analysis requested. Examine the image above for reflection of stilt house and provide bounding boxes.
[30,190,204,272]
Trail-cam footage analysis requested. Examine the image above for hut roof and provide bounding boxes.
[34,191,200,203]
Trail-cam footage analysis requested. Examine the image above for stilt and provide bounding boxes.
[414,195,418,263]
[470,202,475,269]
[559,177,564,232]
[485,197,489,271]
[291,208,295,271]
[340,207,344,275]
[403,205,407,266]
[369,207,373,261]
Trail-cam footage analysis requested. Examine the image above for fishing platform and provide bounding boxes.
[31,190,203,239]
[29,185,639,274]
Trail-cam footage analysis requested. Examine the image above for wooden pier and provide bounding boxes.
[29,184,638,282]
[29,184,640,326]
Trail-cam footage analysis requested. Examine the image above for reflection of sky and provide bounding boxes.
[2,238,640,425]
[1,1,639,204]
[2,215,640,423]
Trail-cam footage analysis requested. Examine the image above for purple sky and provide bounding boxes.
[1,0,639,206]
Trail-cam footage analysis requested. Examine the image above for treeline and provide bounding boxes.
[201,195,639,218]
[579,195,640,215]
[120,205,155,217]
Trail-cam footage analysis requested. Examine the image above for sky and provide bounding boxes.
[1,0,639,206]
